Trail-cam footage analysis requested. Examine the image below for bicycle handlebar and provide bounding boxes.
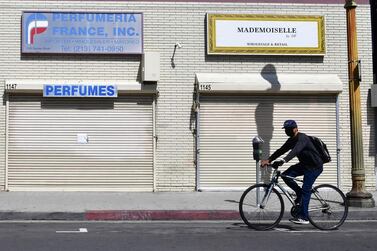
[261,162,281,170]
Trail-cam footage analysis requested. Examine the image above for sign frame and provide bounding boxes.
[21,11,144,55]
[207,14,326,56]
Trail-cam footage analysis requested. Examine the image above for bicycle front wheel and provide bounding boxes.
[239,184,284,230]
[308,184,348,230]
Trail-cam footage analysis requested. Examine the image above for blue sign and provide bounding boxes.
[43,84,118,97]
[22,12,143,54]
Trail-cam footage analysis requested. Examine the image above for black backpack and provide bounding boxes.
[309,136,331,164]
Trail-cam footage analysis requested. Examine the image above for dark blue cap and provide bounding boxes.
[282,120,297,129]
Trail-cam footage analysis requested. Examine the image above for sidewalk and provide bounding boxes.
[0,190,375,221]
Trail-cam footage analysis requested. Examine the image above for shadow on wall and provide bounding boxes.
[255,64,281,183]
[367,90,377,187]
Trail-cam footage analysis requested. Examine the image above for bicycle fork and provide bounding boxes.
[258,184,274,209]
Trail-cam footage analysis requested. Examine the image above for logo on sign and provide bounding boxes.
[25,13,49,45]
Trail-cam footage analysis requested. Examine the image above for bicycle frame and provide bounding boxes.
[257,169,297,208]
[261,167,329,211]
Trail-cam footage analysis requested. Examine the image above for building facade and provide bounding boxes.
[372,0,376,83]
[0,0,375,192]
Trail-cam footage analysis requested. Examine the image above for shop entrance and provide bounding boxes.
[7,95,154,191]
[198,95,338,190]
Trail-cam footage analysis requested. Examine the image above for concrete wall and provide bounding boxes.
[0,1,375,191]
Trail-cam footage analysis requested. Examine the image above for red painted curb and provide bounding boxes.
[85,210,240,221]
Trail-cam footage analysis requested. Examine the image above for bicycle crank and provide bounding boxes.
[290,205,300,218]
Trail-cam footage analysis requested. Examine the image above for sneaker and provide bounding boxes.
[289,217,309,225]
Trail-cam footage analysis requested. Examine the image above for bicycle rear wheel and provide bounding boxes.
[308,184,348,230]
[239,184,284,230]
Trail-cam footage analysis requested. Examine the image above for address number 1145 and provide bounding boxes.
[199,84,212,91]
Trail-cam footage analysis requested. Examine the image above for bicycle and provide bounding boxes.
[239,164,348,231]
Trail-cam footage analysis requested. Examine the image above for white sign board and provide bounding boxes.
[207,14,325,55]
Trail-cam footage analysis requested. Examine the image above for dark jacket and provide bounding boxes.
[268,132,323,168]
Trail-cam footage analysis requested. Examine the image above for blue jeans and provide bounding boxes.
[282,163,323,220]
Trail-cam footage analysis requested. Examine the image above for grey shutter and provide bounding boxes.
[199,95,337,190]
[8,96,154,191]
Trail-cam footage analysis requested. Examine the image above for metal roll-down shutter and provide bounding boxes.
[7,96,154,191]
[199,95,338,190]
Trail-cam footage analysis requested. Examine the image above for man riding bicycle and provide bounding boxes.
[261,120,323,225]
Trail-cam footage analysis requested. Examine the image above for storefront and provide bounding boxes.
[195,73,342,190]
[0,1,375,192]
[4,81,157,191]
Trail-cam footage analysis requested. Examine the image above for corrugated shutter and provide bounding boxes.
[8,96,153,191]
[199,95,337,190]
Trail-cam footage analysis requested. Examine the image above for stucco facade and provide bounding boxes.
[0,0,375,191]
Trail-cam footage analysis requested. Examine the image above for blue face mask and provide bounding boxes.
[285,128,295,137]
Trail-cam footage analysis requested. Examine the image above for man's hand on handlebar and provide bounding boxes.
[260,159,270,167]
[261,159,285,168]
[272,160,285,169]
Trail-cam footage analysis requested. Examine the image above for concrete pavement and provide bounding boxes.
[0,190,375,221]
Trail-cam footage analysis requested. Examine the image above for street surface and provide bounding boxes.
[0,221,376,251]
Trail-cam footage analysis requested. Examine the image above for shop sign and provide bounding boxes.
[207,14,325,55]
[43,84,118,97]
[22,12,143,54]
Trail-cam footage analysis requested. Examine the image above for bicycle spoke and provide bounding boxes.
[308,184,348,230]
[239,184,284,230]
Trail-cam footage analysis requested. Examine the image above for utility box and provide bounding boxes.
[371,85,377,107]
[142,52,160,82]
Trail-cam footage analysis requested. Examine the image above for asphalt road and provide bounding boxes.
[0,221,376,251]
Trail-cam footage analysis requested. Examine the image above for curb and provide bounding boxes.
[0,212,85,221]
[0,209,375,221]
[85,210,240,221]
[0,210,240,221]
